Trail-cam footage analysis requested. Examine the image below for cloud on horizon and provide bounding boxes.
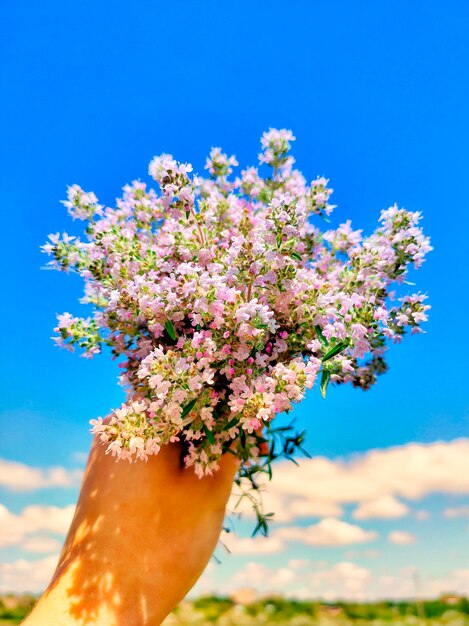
[229,438,469,524]
[0,458,82,492]
[2,438,469,597]
[0,503,76,549]
[196,559,469,601]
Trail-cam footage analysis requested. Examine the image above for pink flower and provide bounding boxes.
[42,128,430,478]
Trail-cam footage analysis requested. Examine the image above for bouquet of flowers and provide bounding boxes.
[42,129,431,530]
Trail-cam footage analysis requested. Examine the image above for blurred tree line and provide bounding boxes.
[2,593,469,625]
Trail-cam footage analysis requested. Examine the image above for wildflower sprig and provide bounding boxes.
[42,129,431,531]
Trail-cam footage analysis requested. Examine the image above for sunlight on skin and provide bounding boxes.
[23,436,239,626]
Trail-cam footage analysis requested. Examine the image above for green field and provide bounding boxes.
[2,595,469,625]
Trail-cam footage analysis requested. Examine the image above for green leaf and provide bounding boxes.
[322,340,349,362]
[164,319,177,340]
[203,424,215,445]
[320,369,331,399]
[239,428,246,448]
[180,397,197,419]
[224,417,240,431]
[299,445,312,459]
[314,325,328,347]
[290,252,302,261]
[252,511,274,537]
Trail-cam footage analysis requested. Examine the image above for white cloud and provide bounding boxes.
[193,558,469,602]
[71,451,88,465]
[232,439,469,525]
[20,505,76,535]
[353,495,409,520]
[388,531,416,545]
[0,503,75,549]
[222,533,285,555]
[414,509,430,521]
[276,518,377,547]
[444,505,469,518]
[23,537,63,554]
[0,554,59,593]
[288,558,313,570]
[344,549,381,559]
[287,498,342,519]
[310,562,372,599]
[424,568,469,597]
[229,560,372,600]
[0,458,82,492]
[232,562,295,587]
[228,489,341,523]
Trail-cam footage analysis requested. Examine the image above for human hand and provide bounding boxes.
[23,435,239,626]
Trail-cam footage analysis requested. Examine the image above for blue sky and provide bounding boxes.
[0,0,468,598]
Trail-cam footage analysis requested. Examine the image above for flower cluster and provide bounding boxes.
[42,130,431,484]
